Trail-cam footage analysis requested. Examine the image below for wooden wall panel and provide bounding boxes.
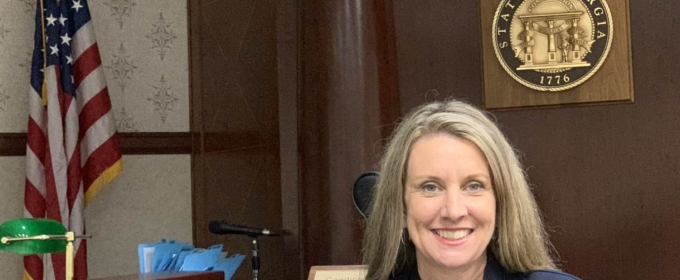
[394,0,680,279]
[297,0,401,276]
[276,0,302,278]
[190,0,283,279]
[393,0,483,111]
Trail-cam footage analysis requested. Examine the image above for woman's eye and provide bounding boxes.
[421,183,438,192]
[467,182,485,192]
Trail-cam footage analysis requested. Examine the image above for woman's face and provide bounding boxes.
[404,133,496,272]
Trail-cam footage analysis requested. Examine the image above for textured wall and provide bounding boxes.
[0,0,188,132]
[91,0,189,132]
[0,155,192,279]
[85,155,192,279]
[0,0,191,278]
[0,0,33,132]
[0,157,27,280]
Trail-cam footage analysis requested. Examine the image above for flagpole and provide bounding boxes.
[38,0,48,105]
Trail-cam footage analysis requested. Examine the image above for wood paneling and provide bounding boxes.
[0,133,27,156]
[297,0,401,276]
[118,133,192,154]
[190,0,283,279]
[393,0,483,111]
[276,0,302,278]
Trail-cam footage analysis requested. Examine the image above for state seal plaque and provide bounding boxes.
[492,0,614,91]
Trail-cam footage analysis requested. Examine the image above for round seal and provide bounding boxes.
[492,0,613,91]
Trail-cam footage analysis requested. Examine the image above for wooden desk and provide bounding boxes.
[91,271,224,280]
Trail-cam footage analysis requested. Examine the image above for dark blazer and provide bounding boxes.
[388,256,580,280]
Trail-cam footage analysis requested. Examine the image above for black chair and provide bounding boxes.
[352,171,379,218]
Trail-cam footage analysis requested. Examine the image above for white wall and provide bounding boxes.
[0,157,27,280]
[0,0,192,278]
[85,155,192,279]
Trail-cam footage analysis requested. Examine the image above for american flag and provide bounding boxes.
[24,0,122,279]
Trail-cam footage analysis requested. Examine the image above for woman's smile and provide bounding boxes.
[433,228,473,241]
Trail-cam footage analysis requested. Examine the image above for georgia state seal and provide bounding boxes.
[492,0,613,91]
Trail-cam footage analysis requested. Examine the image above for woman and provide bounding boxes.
[362,100,578,280]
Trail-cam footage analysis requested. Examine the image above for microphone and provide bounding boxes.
[209,220,280,237]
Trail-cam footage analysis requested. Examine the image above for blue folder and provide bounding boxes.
[212,254,246,280]
[180,244,223,271]
[138,240,245,278]
[137,240,191,273]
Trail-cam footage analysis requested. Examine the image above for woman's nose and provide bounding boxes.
[440,190,468,221]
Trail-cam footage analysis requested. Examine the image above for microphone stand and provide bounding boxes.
[208,221,281,279]
[251,238,260,280]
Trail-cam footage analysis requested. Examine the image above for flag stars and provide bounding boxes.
[50,44,59,55]
[46,14,57,26]
[72,0,83,12]
[66,55,73,64]
[61,33,71,46]
[59,14,68,26]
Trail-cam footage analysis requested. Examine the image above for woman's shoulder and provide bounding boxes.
[386,268,578,280]
[525,269,580,280]
[491,269,580,280]
[485,256,580,280]
[386,258,580,280]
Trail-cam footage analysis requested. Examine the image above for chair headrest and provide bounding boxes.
[352,171,379,218]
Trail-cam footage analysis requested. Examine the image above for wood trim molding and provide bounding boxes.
[0,133,28,156]
[119,132,193,155]
[0,132,193,156]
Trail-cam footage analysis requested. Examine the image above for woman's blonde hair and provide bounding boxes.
[362,100,555,280]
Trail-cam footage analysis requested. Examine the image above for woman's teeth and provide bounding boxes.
[435,229,471,240]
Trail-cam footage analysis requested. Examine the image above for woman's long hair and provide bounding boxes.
[362,100,555,280]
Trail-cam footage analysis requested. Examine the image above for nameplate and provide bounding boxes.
[308,265,367,280]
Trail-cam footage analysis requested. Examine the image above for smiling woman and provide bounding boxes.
[405,134,496,279]
[362,100,580,280]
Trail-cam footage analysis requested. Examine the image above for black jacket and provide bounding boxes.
[388,256,580,280]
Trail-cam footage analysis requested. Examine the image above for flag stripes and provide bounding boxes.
[24,0,122,279]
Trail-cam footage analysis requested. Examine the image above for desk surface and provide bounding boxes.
[92,271,224,280]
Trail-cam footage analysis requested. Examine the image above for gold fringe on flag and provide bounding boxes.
[24,270,35,280]
[84,159,124,207]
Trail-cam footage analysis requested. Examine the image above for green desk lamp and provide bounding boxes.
[0,218,78,280]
